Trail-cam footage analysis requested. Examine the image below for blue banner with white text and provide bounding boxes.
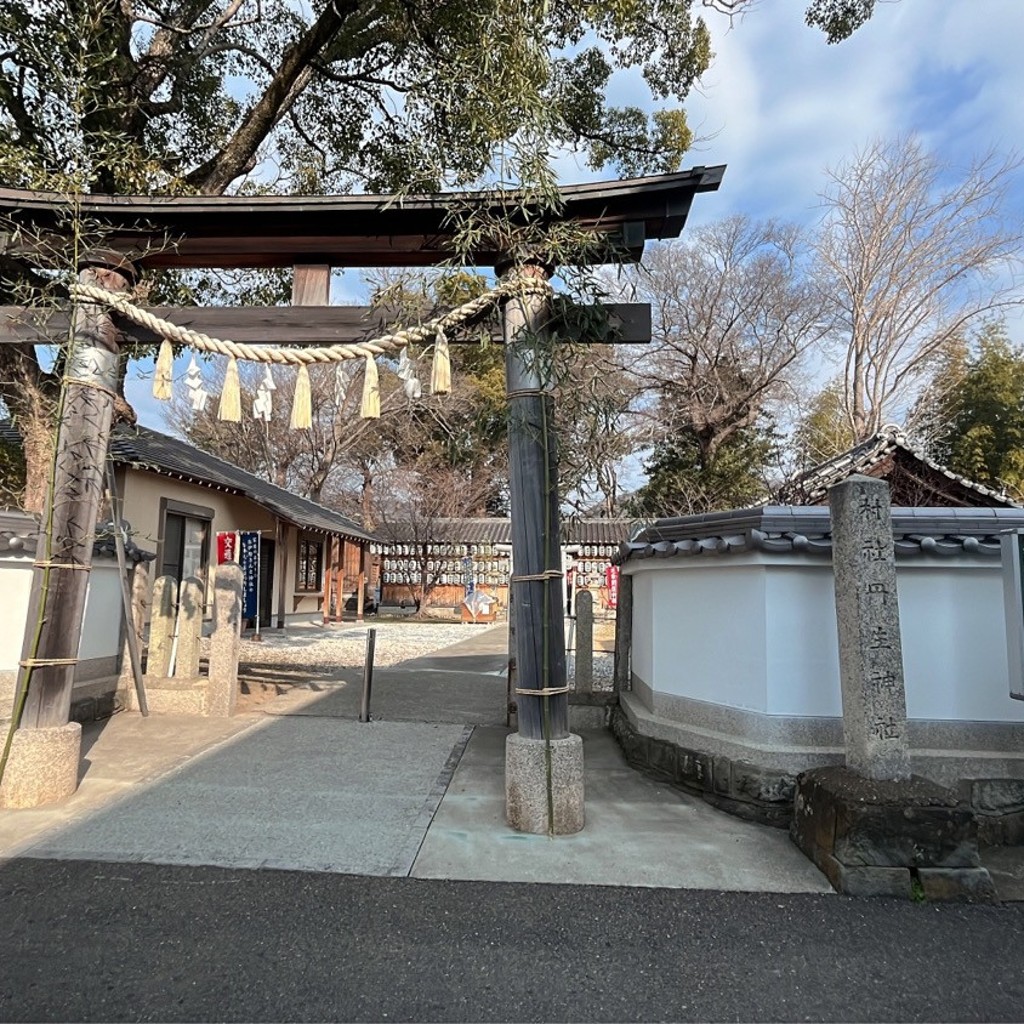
[239,530,260,620]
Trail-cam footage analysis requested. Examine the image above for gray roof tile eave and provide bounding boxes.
[777,425,1022,508]
[109,425,374,542]
[614,503,1024,566]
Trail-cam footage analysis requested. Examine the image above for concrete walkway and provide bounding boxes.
[0,623,829,892]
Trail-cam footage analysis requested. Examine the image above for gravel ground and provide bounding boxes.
[203,621,474,672]
[198,621,612,710]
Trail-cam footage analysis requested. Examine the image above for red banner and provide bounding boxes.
[216,531,237,564]
[605,565,620,609]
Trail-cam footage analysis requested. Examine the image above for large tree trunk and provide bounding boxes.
[1,352,57,514]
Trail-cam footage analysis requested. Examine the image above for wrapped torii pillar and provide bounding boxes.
[500,262,584,835]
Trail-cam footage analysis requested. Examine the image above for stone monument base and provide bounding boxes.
[123,676,208,715]
[792,765,996,901]
[506,732,585,835]
[0,722,82,809]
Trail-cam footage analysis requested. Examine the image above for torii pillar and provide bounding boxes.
[500,263,584,835]
[1,252,136,808]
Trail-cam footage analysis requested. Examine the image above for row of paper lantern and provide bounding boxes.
[577,546,618,558]
[371,543,503,557]
[572,561,613,575]
[381,572,509,585]
[382,558,511,574]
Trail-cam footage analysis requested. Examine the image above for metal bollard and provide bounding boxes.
[359,628,376,723]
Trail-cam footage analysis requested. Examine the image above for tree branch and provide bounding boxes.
[185,0,368,195]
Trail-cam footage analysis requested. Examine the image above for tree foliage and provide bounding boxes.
[792,378,855,471]
[621,216,826,471]
[627,420,779,517]
[918,323,1024,500]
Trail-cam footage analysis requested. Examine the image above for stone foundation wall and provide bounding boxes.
[609,705,796,828]
[611,704,1024,844]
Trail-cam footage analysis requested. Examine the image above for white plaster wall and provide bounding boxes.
[0,553,122,670]
[0,556,33,671]
[630,570,655,687]
[765,564,841,717]
[630,553,1024,726]
[897,564,1021,723]
[643,562,768,713]
[79,559,122,660]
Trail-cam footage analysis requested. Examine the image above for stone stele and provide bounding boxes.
[829,474,911,782]
[0,721,82,809]
[574,589,594,695]
[147,574,178,679]
[208,562,243,717]
[506,732,585,835]
[174,576,204,679]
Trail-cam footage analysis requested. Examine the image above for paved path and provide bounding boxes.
[250,623,509,725]
[3,624,1024,1020]
[1,859,1022,1022]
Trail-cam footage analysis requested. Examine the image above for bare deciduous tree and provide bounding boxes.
[815,136,1024,441]
[622,215,828,466]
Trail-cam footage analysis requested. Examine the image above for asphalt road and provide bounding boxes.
[1,858,1022,1022]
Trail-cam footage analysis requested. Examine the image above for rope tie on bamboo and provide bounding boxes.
[514,686,570,696]
[63,377,118,400]
[33,562,92,571]
[20,657,79,667]
[510,569,563,582]
[68,274,553,424]
[505,387,548,400]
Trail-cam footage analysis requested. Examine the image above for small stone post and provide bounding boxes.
[147,576,178,679]
[119,562,150,690]
[208,563,242,717]
[173,576,204,679]
[612,572,633,692]
[574,590,594,695]
[830,474,911,782]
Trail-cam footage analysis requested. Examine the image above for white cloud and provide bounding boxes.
[682,0,1024,227]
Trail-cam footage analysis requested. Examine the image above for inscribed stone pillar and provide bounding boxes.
[173,576,204,679]
[829,475,911,782]
[575,590,594,695]
[208,563,242,717]
[119,562,150,688]
[148,575,178,679]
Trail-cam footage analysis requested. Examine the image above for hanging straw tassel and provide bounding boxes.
[218,355,241,422]
[290,363,313,430]
[431,327,451,395]
[360,354,380,419]
[153,338,174,400]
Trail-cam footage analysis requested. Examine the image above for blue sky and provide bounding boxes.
[127,0,1024,430]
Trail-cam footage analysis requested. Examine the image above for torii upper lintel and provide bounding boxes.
[0,166,724,270]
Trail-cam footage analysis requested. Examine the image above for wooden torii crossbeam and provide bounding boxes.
[0,167,725,821]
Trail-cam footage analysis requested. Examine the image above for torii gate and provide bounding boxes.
[0,167,724,828]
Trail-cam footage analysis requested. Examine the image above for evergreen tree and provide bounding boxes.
[920,323,1024,499]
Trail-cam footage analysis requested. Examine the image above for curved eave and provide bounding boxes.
[0,166,725,269]
[612,504,1024,566]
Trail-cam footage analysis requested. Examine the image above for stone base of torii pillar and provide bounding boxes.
[0,722,81,809]
[790,476,994,902]
[506,733,585,835]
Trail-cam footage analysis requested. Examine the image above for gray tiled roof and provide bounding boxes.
[776,424,1020,508]
[0,420,371,541]
[613,504,1024,565]
[109,426,372,541]
[375,517,636,548]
